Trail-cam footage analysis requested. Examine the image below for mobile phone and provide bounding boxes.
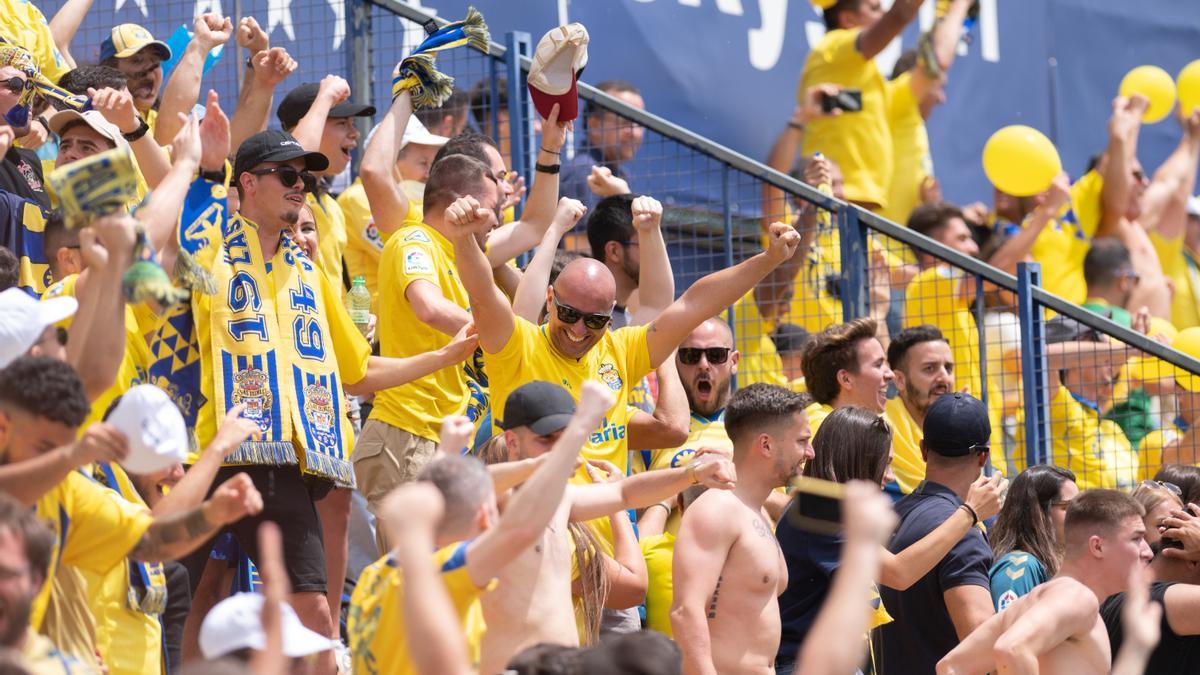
[785,476,845,536]
[821,89,863,114]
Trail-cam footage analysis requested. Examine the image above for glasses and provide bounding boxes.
[552,296,611,330]
[0,77,31,96]
[249,166,316,193]
[1140,480,1183,498]
[678,347,732,365]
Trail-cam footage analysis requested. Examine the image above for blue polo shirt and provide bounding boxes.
[874,480,992,674]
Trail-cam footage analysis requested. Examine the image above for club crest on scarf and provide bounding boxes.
[232,369,273,432]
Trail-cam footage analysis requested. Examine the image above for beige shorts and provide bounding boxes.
[353,420,438,550]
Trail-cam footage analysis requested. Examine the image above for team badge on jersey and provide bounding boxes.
[597,363,623,391]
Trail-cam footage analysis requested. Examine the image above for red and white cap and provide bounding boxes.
[527,23,590,123]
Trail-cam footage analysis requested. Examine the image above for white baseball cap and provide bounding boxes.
[401,116,449,150]
[0,288,78,369]
[105,384,188,475]
[48,110,130,155]
[200,592,339,660]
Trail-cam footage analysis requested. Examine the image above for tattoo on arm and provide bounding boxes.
[707,575,723,619]
[130,506,216,561]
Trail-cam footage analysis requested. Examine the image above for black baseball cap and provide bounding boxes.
[233,129,330,183]
[276,83,376,129]
[923,392,990,457]
[499,381,576,435]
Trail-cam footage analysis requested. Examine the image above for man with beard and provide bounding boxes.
[0,493,88,672]
[671,383,813,675]
[884,325,955,494]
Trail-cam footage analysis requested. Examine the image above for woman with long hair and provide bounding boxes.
[1131,479,1184,550]
[988,465,1077,611]
[774,406,1003,675]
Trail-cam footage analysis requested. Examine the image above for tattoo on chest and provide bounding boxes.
[752,516,770,538]
[707,575,723,619]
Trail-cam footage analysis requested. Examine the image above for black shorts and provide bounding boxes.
[180,465,332,595]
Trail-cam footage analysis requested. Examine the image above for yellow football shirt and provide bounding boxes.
[1029,170,1104,306]
[641,532,676,637]
[347,542,493,675]
[338,179,382,314]
[308,191,349,295]
[730,293,786,387]
[637,412,732,534]
[371,222,473,442]
[805,401,833,437]
[1138,420,1185,483]
[1015,385,1136,490]
[80,463,165,675]
[799,28,892,208]
[880,72,931,229]
[884,396,925,494]
[0,0,70,83]
[1149,230,1200,330]
[31,471,153,632]
[43,274,153,429]
[485,318,652,475]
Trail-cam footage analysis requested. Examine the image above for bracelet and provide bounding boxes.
[539,145,560,155]
[647,502,672,515]
[958,503,979,527]
[534,162,560,175]
[34,115,48,132]
[687,461,698,485]
[787,120,806,131]
[122,117,150,142]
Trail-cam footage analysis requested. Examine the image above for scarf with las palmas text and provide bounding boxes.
[149,179,355,486]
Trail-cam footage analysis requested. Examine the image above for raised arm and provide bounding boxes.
[796,481,897,675]
[155,14,232,146]
[343,322,478,396]
[230,45,297,152]
[130,472,263,562]
[447,196,518,353]
[1099,95,1147,237]
[1141,110,1200,241]
[986,174,1069,275]
[569,455,735,523]
[48,0,93,68]
[626,357,690,451]
[150,406,258,516]
[380,483,474,675]
[67,216,134,401]
[646,222,800,367]
[881,474,1005,591]
[0,423,128,506]
[670,494,737,675]
[464,382,614,587]
[857,0,923,60]
[89,86,172,189]
[1111,567,1162,675]
[761,87,838,231]
[483,103,570,266]
[627,195,674,322]
[361,85,413,235]
[291,75,349,153]
[512,198,584,321]
[909,0,973,103]
[141,109,207,274]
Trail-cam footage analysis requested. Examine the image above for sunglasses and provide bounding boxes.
[1140,479,1183,498]
[678,347,731,365]
[0,77,31,96]
[249,166,317,193]
[552,296,611,330]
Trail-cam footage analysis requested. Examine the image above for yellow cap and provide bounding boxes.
[1174,327,1200,392]
[100,24,172,62]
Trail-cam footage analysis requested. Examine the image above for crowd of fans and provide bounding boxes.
[0,0,1198,674]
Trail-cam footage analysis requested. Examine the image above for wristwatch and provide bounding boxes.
[122,117,150,142]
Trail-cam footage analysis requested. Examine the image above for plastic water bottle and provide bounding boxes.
[347,276,371,336]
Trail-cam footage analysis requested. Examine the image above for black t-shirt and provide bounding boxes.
[874,481,992,675]
[0,147,49,211]
[1101,582,1200,674]
[775,501,843,661]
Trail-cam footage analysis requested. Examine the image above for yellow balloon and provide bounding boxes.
[981,125,1062,197]
[1119,65,1176,123]
[1173,327,1200,393]
[1178,60,1200,118]
[1127,317,1179,385]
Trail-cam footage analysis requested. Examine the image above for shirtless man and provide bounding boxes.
[476,380,737,675]
[937,489,1153,675]
[671,383,814,675]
